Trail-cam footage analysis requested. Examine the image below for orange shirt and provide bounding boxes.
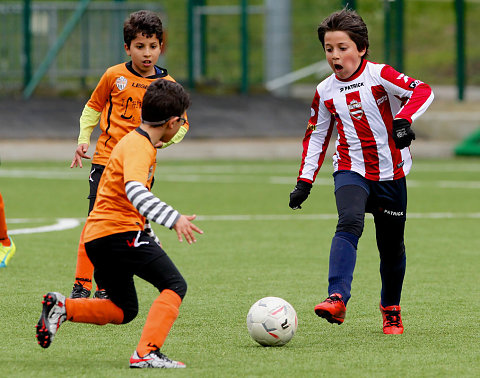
[87,62,187,166]
[84,128,156,243]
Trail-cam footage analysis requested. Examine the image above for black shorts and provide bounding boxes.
[85,230,187,323]
[87,164,105,214]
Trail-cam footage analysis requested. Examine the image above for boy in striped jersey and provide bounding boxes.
[289,9,434,334]
[69,10,189,299]
[36,79,203,368]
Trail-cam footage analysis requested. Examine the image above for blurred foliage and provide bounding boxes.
[1,0,479,95]
[101,0,480,88]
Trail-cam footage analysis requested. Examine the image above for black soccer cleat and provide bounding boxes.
[93,289,109,299]
[70,283,91,299]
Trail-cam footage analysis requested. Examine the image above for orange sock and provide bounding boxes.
[136,289,182,357]
[0,193,10,246]
[74,225,94,291]
[65,298,124,325]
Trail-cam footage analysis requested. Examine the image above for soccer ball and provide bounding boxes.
[246,297,298,347]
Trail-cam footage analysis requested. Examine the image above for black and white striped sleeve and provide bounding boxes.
[125,181,180,229]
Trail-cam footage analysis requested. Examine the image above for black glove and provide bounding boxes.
[289,180,312,210]
[392,118,415,149]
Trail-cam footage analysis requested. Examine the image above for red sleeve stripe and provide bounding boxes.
[380,65,434,124]
[397,83,434,123]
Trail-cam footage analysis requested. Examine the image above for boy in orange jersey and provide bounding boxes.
[70,10,189,299]
[36,79,203,369]
[0,193,16,268]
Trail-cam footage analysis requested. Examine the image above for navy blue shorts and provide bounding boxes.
[334,170,407,219]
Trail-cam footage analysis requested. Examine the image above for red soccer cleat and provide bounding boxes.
[314,293,346,324]
[380,303,404,334]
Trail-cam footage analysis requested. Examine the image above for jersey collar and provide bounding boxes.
[126,61,168,79]
[135,126,152,143]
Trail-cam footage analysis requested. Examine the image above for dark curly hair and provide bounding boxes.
[124,10,163,47]
[142,79,190,125]
[317,9,369,58]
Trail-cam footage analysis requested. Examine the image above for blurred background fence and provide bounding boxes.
[0,0,479,99]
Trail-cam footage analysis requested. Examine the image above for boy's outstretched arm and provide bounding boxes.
[125,181,203,244]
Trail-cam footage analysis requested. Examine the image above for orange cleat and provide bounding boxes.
[314,293,346,324]
[380,303,404,334]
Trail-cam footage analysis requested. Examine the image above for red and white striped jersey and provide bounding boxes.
[298,59,434,183]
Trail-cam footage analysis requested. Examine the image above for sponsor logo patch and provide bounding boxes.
[382,208,404,217]
[340,82,364,93]
[409,79,422,89]
[376,95,388,106]
[396,73,409,83]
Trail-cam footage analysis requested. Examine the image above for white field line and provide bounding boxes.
[2,166,480,188]
[8,218,81,235]
[195,213,480,221]
[6,212,480,236]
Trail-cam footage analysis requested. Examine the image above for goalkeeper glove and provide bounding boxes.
[289,180,312,210]
[392,118,415,149]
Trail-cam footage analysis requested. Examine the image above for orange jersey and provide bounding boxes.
[87,62,188,166]
[84,128,156,243]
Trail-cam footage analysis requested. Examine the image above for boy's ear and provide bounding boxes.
[124,43,131,56]
[168,116,181,128]
[164,117,176,129]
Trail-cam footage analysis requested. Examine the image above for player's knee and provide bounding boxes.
[121,304,139,324]
[336,208,365,237]
[169,276,187,300]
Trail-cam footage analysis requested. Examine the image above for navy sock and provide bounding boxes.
[380,251,406,307]
[328,231,359,305]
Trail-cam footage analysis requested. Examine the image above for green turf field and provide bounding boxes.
[0,158,479,377]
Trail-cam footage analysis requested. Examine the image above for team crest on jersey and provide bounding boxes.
[347,99,364,120]
[116,76,127,91]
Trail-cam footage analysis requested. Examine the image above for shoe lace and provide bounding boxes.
[384,309,401,327]
[326,294,343,304]
[73,283,86,294]
[153,349,173,362]
[71,284,90,298]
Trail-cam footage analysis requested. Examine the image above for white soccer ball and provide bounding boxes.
[246,297,298,347]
